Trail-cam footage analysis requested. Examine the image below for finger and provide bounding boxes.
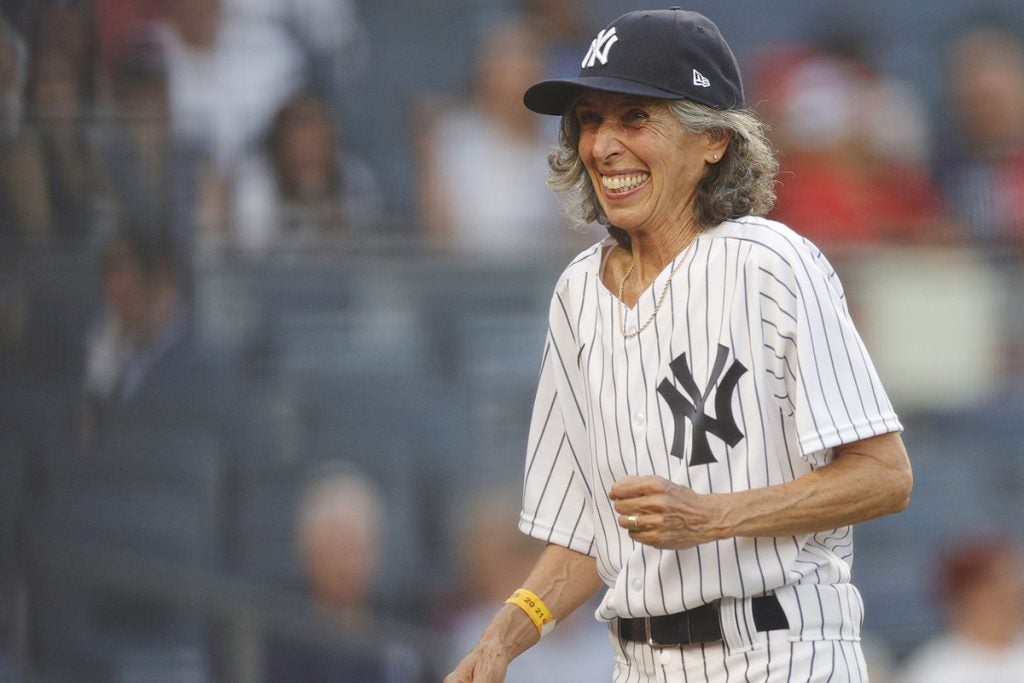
[611,490,661,516]
[446,652,509,683]
[620,512,646,532]
[444,656,478,683]
[609,475,666,500]
[612,496,660,517]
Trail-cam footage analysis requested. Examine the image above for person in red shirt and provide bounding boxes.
[757,48,954,249]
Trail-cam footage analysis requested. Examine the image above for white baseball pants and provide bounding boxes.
[608,632,868,683]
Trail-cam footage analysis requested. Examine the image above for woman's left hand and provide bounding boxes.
[609,475,728,549]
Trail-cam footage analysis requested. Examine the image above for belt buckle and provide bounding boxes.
[644,614,687,649]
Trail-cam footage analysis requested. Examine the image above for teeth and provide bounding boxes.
[601,173,649,193]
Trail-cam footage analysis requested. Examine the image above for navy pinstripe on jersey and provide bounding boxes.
[519,216,901,637]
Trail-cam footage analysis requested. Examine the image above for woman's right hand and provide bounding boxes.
[445,545,602,681]
[443,645,511,683]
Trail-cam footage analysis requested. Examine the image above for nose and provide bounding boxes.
[590,120,624,162]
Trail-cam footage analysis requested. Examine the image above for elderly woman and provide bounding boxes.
[445,8,912,683]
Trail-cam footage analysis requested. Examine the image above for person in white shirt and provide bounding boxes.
[898,537,1024,683]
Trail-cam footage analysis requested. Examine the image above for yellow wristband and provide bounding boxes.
[505,588,557,638]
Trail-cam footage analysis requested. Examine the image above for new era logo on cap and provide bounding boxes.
[693,69,711,88]
[582,27,618,68]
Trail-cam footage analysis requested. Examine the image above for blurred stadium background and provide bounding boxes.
[1,0,1023,681]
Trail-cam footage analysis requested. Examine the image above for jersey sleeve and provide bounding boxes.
[760,243,902,460]
[518,287,596,557]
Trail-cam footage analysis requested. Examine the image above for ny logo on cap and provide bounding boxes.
[693,69,712,88]
[581,27,618,68]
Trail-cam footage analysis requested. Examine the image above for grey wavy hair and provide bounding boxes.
[547,98,779,249]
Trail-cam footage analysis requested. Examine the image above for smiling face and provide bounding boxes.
[575,92,723,238]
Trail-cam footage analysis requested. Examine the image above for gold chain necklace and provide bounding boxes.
[617,238,697,338]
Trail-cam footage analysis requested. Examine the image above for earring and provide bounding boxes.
[712,154,720,161]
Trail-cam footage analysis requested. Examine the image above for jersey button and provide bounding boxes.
[632,412,646,429]
[631,578,642,591]
[625,326,637,336]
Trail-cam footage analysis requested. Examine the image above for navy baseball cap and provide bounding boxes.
[523,7,744,115]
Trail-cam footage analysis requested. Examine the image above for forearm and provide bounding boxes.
[472,543,603,661]
[612,431,913,550]
[714,431,913,539]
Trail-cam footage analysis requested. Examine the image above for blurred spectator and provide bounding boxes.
[0,16,25,242]
[158,0,367,173]
[935,22,1024,250]
[445,491,613,683]
[149,0,370,260]
[296,467,381,616]
[0,14,26,140]
[519,0,591,80]
[263,466,423,683]
[897,536,1024,683]
[22,224,246,680]
[93,0,166,86]
[216,90,386,258]
[757,46,952,249]
[92,27,221,268]
[77,226,240,449]
[0,3,101,244]
[415,21,591,258]
[93,31,176,234]
[862,634,898,683]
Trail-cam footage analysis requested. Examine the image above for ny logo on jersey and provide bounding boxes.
[657,344,747,466]
[581,27,618,68]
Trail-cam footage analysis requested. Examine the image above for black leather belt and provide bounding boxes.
[618,595,789,647]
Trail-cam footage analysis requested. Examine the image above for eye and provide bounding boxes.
[626,108,649,124]
[576,108,601,126]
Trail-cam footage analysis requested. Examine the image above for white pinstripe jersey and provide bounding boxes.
[519,216,902,635]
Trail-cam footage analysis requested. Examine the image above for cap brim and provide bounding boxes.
[523,76,686,115]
